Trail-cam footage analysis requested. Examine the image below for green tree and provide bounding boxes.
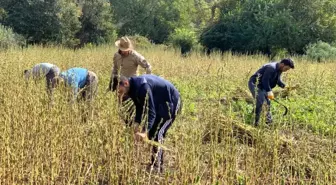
[57,0,81,47]
[168,28,197,56]
[200,0,336,55]
[110,0,204,43]
[1,0,80,47]
[76,0,116,46]
[0,23,25,49]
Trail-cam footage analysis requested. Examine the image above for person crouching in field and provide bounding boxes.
[113,74,182,173]
[248,58,294,126]
[24,62,61,103]
[56,67,98,121]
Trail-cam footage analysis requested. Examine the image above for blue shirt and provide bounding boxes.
[128,74,180,132]
[249,62,285,92]
[60,68,88,98]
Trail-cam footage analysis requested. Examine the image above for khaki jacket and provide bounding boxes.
[111,50,152,78]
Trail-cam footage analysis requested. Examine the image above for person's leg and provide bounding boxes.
[248,80,269,126]
[82,71,98,122]
[148,118,173,173]
[84,71,98,101]
[248,81,259,125]
[148,98,182,172]
[175,97,182,116]
[45,66,59,104]
[254,89,267,126]
[147,118,161,169]
[265,97,272,124]
[148,98,181,172]
[248,80,257,99]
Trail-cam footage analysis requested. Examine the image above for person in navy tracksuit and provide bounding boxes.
[113,74,182,172]
[248,58,294,126]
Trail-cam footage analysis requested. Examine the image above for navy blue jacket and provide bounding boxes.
[128,75,180,132]
[249,62,285,92]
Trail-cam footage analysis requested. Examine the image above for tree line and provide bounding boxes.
[1,0,336,59]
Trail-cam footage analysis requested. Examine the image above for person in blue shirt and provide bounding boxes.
[113,74,182,173]
[58,67,98,103]
[248,58,294,126]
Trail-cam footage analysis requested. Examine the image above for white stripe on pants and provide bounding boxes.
[155,118,172,168]
[155,97,180,167]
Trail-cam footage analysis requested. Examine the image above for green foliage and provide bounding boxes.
[57,1,81,47]
[77,0,117,46]
[2,0,336,52]
[1,0,117,47]
[126,35,153,49]
[3,0,59,44]
[110,0,210,44]
[1,0,81,47]
[110,0,175,43]
[305,41,336,62]
[0,8,7,22]
[0,24,25,49]
[200,0,336,55]
[168,28,197,56]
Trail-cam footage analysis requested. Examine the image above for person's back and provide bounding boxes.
[131,75,179,101]
[129,74,180,119]
[31,63,55,79]
[60,67,88,89]
[249,62,281,90]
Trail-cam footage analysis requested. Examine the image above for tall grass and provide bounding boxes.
[0,45,335,184]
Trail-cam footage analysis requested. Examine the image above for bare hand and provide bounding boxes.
[135,132,147,142]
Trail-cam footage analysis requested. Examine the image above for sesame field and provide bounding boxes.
[0,45,335,184]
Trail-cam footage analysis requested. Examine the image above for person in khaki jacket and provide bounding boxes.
[108,36,152,124]
[108,36,152,91]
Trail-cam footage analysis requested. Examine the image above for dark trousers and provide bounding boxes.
[148,98,182,170]
[45,66,60,101]
[248,80,272,125]
[79,71,98,122]
[80,71,98,101]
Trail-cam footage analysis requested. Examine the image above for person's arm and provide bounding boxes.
[261,67,275,92]
[66,74,79,104]
[71,86,79,103]
[108,55,119,91]
[277,75,286,88]
[134,84,156,132]
[112,54,119,77]
[135,53,152,74]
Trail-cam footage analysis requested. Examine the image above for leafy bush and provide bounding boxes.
[200,0,336,55]
[168,28,197,56]
[270,47,290,60]
[126,35,153,49]
[305,41,336,62]
[0,24,25,49]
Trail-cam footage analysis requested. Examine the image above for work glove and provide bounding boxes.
[267,91,274,100]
